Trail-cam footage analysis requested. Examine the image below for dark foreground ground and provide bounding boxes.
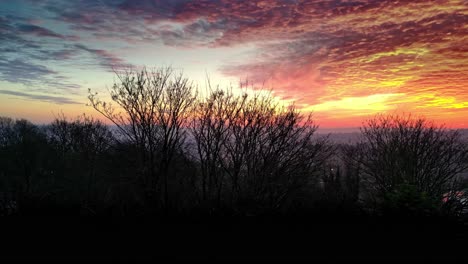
[1,214,467,262]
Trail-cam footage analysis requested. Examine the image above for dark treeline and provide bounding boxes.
[1,67,468,221]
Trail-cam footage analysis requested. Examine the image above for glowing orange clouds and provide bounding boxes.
[1,0,467,128]
[215,1,468,127]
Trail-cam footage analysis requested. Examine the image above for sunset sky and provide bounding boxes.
[0,0,467,128]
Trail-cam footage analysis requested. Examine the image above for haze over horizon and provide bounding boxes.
[0,1,467,128]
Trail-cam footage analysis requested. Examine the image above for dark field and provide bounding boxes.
[2,215,467,261]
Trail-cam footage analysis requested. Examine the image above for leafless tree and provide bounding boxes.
[0,118,49,197]
[259,112,326,210]
[88,67,196,209]
[355,114,468,209]
[190,88,242,207]
[49,114,114,210]
[222,90,277,208]
[190,87,332,213]
[332,143,368,210]
[0,117,14,148]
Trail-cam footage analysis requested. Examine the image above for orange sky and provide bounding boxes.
[0,0,467,128]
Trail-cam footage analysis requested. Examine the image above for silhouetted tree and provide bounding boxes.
[48,114,114,213]
[339,143,365,206]
[354,114,468,215]
[0,119,47,193]
[190,88,332,214]
[190,89,240,208]
[0,117,55,214]
[88,67,196,210]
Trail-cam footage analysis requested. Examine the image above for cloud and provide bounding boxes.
[0,15,78,87]
[0,90,80,105]
[74,44,133,69]
[19,1,227,46]
[0,55,81,92]
[16,23,66,39]
[156,19,227,47]
[212,1,468,122]
[0,13,130,88]
[1,0,467,126]
[0,58,57,84]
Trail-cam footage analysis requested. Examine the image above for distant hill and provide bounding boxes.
[459,129,468,141]
[316,127,360,134]
[322,132,361,144]
[321,128,468,145]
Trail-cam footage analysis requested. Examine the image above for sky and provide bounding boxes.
[0,0,467,128]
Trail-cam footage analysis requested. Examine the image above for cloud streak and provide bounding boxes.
[0,58,56,84]
[0,13,130,89]
[74,44,133,69]
[0,90,80,105]
[16,23,67,39]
